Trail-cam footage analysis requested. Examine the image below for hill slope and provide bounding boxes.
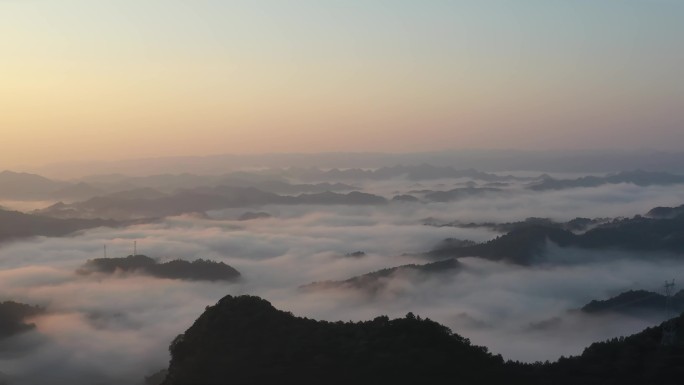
[0,208,117,244]
[160,295,684,385]
[78,255,241,282]
[428,205,684,264]
[162,295,509,385]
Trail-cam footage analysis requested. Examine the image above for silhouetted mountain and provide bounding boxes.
[524,317,564,332]
[238,180,356,195]
[429,206,684,264]
[0,208,118,243]
[88,173,220,192]
[78,255,241,282]
[36,150,684,177]
[159,295,684,385]
[0,301,43,340]
[0,169,362,208]
[581,290,684,316]
[50,182,104,201]
[300,259,460,294]
[344,251,366,258]
[542,314,684,385]
[285,164,519,182]
[647,204,684,219]
[296,191,386,205]
[0,170,109,202]
[529,170,684,191]
[429,226,576,264]
[0,170,68,200]
[161,295,509,385]
[391,194,419,202]
[79,172,357,195]
[430,238,478,249]
[237,211,272,221]
[145,370,169,385]
[427,216,607,233]
[423,187,503,202]
[483,181,510,187]
[38,187,387,220]
[103,187,168,200]
[35,187,168,219]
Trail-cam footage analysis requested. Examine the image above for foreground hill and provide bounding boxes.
[543,315,684,385]
[161,295,509,385]
[159,295,684,385]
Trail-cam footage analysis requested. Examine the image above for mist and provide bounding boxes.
[1,177,683,383]
[4,0,684,382]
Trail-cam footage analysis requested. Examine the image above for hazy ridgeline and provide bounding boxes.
[0,164,684,384]
[4,0,684,382]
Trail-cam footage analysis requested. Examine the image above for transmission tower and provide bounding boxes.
[661,279,676,346]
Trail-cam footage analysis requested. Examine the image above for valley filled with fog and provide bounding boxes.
[5,0,683,382]
[1,165,684,384]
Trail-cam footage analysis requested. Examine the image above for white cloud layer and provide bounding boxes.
[1,181,683,384]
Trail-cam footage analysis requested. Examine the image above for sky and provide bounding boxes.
[1,0,683,168]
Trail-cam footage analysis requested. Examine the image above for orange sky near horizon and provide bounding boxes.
[1,1,683,168]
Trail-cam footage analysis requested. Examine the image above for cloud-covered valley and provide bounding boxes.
[1,179,684,384]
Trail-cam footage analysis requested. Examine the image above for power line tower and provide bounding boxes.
[661,279,676,346]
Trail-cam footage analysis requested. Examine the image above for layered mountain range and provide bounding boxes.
[158,295,684,385]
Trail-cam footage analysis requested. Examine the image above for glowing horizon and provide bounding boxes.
[2,1,683,168]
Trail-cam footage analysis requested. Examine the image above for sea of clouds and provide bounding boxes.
[1,182,684,384]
